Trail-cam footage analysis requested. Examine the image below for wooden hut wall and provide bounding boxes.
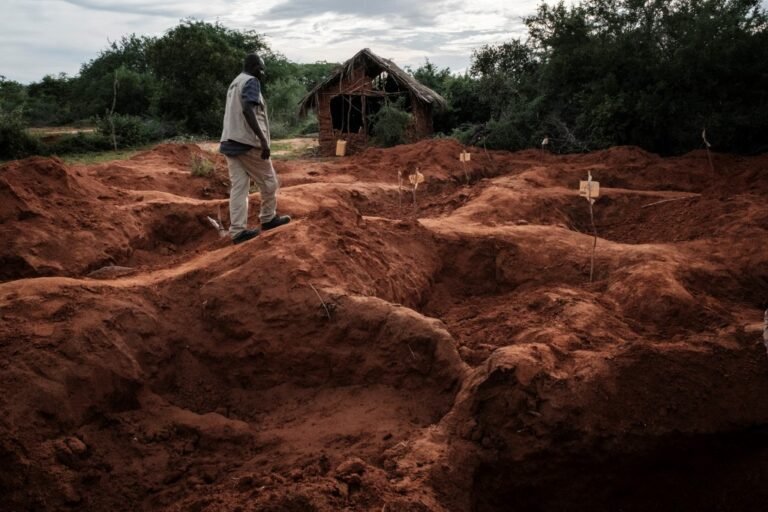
[410,98,433,139]
[317,66,372,156]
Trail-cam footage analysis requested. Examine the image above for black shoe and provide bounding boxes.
[232,228,260,245]
[261,214,291,231]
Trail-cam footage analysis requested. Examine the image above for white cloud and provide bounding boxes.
[4,0,765,83]
[0,0,549,82]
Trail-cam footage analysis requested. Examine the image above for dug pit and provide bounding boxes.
[1,140,767,511]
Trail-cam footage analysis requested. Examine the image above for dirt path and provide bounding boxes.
[2,140,768,511]
[198,137,319,158]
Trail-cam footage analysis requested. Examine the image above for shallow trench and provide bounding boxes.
[4,151,768,510]
[402,209,768,511]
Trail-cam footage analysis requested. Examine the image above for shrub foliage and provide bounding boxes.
[369,98,413,147]
[2,1,768,159]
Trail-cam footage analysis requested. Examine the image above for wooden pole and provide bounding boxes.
[346,95,352,140]
[586,172,598,283]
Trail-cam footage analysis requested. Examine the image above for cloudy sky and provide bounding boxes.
[1,0,555,83]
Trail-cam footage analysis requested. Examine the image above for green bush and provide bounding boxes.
[0,111,45,159]
[299,115,319,135]
[268,120,292,140]
[96,113,173,147]
[450,124,479,146]
[369,97,412,147]
[467,0,768,155]
[47,132,113,155]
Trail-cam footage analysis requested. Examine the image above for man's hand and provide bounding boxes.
[260,145,271,160]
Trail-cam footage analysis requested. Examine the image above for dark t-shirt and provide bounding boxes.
[220,77,262,156]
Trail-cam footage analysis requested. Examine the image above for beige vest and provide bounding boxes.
[220,72,270,147]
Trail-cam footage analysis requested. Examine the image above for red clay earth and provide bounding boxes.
[1,139,768,511]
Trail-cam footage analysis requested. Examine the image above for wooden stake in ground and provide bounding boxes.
[460,150,471,184]
[397,169,403,211]
[579,172,600,283]
[483,142,497,176]
[409,168,425,211]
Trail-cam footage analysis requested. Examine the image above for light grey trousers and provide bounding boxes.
[225,150,278,238]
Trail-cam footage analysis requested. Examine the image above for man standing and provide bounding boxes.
[220,53,291,244]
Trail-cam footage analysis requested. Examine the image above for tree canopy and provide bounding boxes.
[2,1,768,158]
[467,0,768,154]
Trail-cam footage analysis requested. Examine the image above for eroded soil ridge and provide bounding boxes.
[1,139,768,511]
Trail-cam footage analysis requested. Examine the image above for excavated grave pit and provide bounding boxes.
[1,141,768,511]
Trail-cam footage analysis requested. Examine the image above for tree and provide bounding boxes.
[0,77,43,159]
[24,74,75,126]
[263,55,338,133]
[148,20,270,134]
[411,59,452,96]
[465,0,768,154]
[407,61,488,135]
[0,77,27,115]
[72,35,158,119]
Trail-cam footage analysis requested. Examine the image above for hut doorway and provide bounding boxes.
[330,95,385,135]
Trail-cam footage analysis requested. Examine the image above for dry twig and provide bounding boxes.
[309,284,332,320]
[108,74,119,151]
[640,195,700,209]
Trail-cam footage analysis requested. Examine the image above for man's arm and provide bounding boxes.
[243,108,270,160]
[242,78,270,160]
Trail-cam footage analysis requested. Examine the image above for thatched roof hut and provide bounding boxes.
[298,48,447,156]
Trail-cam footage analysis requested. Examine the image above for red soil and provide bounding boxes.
[1,140,768,511]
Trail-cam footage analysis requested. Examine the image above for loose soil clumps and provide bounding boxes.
[1,139,767,511]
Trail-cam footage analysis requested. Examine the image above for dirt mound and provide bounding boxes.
[0,148,232,281]
[2,139,768,511]
[132,142,211,165]
[89,143,230,199]
[339,138,494,185]
[0,156,137,280]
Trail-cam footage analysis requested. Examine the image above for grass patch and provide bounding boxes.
[190,154,215,176]
[270,141,293,152]
[269,137,318,160]
[270,140,302,160]
[26,127,97,137]
[59,146,150,165]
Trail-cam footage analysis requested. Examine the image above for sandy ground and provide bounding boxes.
[1,140,768,511]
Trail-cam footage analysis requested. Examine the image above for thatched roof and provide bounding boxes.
[298,48,448,116]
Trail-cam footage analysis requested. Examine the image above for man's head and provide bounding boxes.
[243,53,266,81]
